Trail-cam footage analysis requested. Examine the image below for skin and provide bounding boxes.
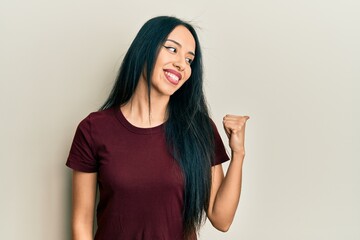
[71,25,249,239]
[121,25,195,127]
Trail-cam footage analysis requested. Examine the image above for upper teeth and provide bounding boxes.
[165,71,179,81]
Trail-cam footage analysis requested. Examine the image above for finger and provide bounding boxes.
[223,115,240,120]
[223,119,249,128]
[227,119,247,127]
[224,120,246,129]
[223,122,247,134]
[223,114,250,118]
[223,124,231,138]
[223,115,250,121]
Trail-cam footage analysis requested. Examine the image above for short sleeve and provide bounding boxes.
[210,119,230,166]
[65,115,98,172]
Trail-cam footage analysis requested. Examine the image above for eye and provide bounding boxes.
[186,58,194,65]
[163,46,177,53]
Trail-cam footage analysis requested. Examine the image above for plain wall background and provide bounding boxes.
[1,0,359,239]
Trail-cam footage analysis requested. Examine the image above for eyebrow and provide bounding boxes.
[165,39,195,57]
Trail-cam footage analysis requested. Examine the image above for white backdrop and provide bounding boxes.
[1,0,359,239]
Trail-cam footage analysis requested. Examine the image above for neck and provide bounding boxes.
[120,77,169,128]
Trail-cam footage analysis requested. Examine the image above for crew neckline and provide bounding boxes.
[113,105,165,135]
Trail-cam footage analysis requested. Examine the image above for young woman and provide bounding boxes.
[66,16,249,240]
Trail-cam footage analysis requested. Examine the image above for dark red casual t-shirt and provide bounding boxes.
[66,106,229,240]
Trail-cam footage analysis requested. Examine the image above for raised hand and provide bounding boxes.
[222,114,250,154]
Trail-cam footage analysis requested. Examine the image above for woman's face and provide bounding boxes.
[150,25,196,97]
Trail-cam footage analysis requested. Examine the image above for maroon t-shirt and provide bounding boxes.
[66,106,229,240]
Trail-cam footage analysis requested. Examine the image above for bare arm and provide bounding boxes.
[207,115,249,232]
[207,152,244,232]
[71,170,97,240]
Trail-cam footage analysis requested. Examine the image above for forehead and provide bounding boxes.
[166,25,196,51]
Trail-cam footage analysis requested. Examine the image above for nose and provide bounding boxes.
[173,58,185,71]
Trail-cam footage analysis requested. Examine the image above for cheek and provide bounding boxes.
[185,68,192,81]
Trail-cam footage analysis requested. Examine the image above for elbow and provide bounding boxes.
[215,223,231,232]
[207,209,235,232]
[208,216,232,232]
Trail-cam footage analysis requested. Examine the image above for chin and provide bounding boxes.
[154,86,179,97]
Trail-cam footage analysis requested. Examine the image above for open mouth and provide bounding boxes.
[164,69,182,85]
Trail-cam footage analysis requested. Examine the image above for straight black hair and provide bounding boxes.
[99,16,215,239]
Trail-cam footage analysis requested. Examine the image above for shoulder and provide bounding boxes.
[86,107,115,120]
[80,107,116,126]
[73,107,119,147]
[207,116,220,133]
[74,107,118,138]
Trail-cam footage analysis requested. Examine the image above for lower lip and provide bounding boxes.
[164,71,179,85]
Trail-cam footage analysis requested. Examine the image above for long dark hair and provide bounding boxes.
[99,16,215,238]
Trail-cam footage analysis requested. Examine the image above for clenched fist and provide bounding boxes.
[223,114,250,155]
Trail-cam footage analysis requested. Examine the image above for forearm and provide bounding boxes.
[210,151,244,230]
